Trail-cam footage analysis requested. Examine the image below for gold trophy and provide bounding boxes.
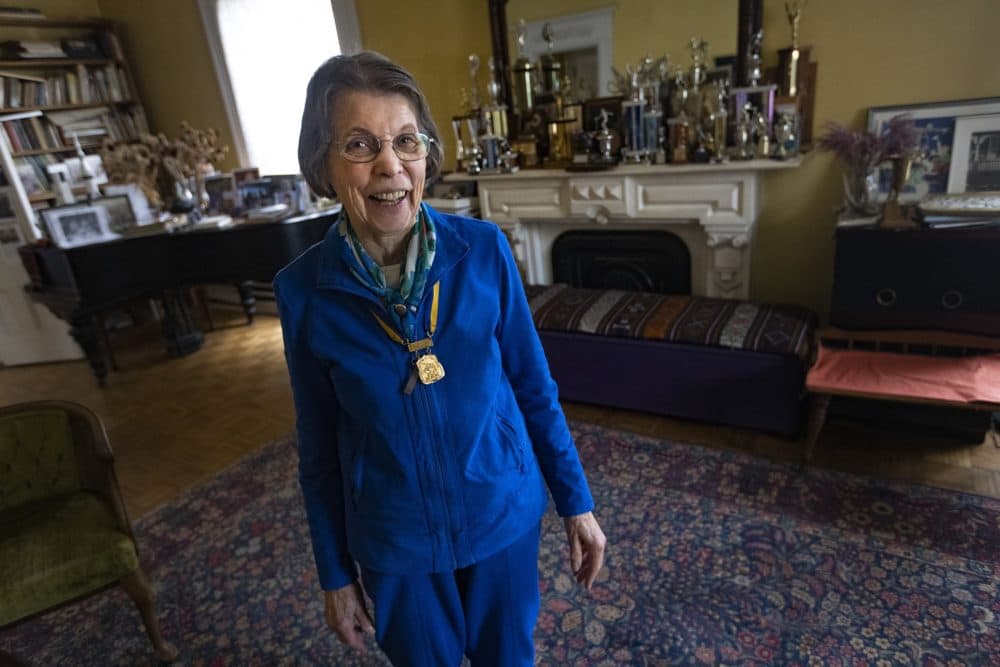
[783,0,806,96]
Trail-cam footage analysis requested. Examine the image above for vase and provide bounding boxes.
[880,155,918,229]
[842,169,879,218]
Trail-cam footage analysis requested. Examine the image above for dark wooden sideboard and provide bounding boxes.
[830,224,1000,337]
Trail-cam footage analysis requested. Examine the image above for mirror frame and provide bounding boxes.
[486,0,763,109]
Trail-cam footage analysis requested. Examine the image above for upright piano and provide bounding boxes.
[18,208,340,385]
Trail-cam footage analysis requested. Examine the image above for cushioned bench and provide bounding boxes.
[804,328,1000,460]
[525,284,817,436]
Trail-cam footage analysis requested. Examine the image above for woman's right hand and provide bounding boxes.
[324,581,375,651]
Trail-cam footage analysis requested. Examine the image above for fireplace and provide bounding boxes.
[445,159,798,299]
[552,230,691,293]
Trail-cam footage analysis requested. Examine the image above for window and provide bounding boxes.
[199,0,361,174]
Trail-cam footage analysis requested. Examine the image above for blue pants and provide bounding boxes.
[360,524,541,667]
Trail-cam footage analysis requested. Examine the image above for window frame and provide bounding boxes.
[196,0,362,167]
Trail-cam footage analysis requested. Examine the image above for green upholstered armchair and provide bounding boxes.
[0,401,178,662]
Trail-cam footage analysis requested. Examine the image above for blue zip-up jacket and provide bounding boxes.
[274,205,594,590]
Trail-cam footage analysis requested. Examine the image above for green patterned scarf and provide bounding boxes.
[340,203,436,340]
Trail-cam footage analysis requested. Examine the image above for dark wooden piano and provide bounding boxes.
[18,208,340,385]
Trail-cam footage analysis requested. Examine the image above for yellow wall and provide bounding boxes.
[96,0,238,171]
[27,0,1000,316]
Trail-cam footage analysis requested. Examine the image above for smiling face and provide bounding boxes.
[327,91,426,263]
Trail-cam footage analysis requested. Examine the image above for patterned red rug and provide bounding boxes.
[2,423,999,665]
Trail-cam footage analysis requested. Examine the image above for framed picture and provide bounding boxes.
[101,182,155,224]
[41,204,117,248]
[237,178,274,211]
[867,97,1000,202]
[90,195,136,234]
[203,173,237,214]
[233,166,260,185]
[946,114,1000,193]
[581,96,623,133]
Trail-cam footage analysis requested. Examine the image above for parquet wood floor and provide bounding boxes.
[2,310,999,519]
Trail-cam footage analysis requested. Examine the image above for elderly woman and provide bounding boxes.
[274,51,606,666]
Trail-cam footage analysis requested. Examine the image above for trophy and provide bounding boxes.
[688,37,709,91]
[746,30,763,86]
[484,56,509,139]
[538,23,562,95]
[451,116,467,172]
[774,112,798,159]
[510,19,536,117]
[467,53,481,111]
[783,0,806,96]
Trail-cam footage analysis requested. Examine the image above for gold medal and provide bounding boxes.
[415,354,445,384]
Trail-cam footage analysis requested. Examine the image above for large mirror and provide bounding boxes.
[505,0,739,100]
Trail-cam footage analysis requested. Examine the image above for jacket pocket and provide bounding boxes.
[495,412,527,474]
[350,436,367,510]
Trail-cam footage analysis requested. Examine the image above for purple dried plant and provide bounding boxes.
[818,114,921,174]
[817,122,884,173]
[880,114,919,157]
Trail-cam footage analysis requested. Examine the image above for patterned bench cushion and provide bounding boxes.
[525,284,816,362]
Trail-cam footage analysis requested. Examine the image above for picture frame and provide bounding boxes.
[268,173,308,213]
[946,113,1000,193]
[233,166,260,185]
[580,95,623,133]
[40,203,117,248]
[101,182,155,224]
[867,97,1000,202]
[202,173,237,214]
[90,194,136,234]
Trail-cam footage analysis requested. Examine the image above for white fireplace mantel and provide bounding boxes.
[444,159,799,299]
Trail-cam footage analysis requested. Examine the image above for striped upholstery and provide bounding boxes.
[525,284,816,362]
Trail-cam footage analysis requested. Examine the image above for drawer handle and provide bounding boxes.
[941,290,963,310]
[875,288,896,307]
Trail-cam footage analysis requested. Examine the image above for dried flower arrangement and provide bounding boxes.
[818,114,919,175]
[818,114,919,217]
[100,122,229,209]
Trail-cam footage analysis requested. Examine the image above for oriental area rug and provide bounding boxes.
[2,423,998,665]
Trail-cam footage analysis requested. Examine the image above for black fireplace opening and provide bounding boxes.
[551,230,691,294]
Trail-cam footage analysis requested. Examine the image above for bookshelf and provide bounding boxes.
[0,15,149,240]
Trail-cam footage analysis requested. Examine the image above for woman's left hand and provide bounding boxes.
[563,512,607,590]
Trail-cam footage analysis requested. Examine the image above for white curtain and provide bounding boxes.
[216,0,341,174]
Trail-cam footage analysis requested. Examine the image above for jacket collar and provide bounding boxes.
[315,203,470,301]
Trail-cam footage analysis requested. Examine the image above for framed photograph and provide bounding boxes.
[203,173,237,214]
[41,203,117,248]
[947,114,1000,193]
[237,178,274,211]
[268,173,309,212]
[867,97,1000,202]
[581,96,623,133]
[62,154,108,188]
[90,195,135,234]
[233,166,260,185]
[101,182,155,224]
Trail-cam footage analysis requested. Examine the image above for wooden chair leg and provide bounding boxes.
[801,393,832,467]
[119,568,179,663]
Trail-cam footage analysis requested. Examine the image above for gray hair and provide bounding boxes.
[297,51,443,198]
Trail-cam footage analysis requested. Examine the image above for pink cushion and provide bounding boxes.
[807,345,1000,405]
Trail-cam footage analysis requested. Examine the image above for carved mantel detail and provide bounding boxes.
[445,160,798,299]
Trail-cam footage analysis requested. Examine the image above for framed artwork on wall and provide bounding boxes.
[946,114,1000,193]
[867,96,1000,202]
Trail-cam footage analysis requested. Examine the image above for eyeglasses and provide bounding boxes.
[333,131,435,163]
